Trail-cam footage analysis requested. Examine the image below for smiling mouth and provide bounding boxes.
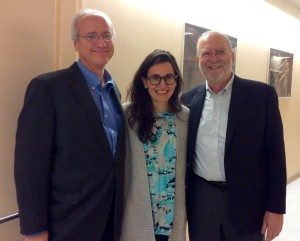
[209,65,221,69]
[93,51,106,54]
[156,90,169,94]
[92,49,110,53]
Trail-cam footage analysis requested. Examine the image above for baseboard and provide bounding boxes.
[287,172,300,184]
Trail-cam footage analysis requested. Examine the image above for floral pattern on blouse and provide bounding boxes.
[144,112,177,236]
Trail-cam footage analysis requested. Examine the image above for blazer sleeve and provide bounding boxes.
[14,77,55,235]
[265,86,287,213]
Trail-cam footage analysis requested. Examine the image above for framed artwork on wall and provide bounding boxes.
[183,23,237,91]
[267,48,293,98]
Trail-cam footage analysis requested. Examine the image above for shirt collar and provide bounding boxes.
[206,72,234,95]
[76,60,114,89]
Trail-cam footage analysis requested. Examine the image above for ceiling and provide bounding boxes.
[287,0,300,9]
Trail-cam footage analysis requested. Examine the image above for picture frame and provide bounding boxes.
[267,48,293,98]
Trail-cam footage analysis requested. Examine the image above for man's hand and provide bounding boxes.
[261,211,283,241]
[25,231,49,241]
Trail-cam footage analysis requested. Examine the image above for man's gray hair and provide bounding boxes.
[71,9,115,42]
[196,30,233,55]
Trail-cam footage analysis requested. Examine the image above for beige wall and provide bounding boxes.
[80,0,300,180]
[0,0,299,240]
[0,0,56,239]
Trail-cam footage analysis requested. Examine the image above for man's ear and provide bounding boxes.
[74,41,79,51]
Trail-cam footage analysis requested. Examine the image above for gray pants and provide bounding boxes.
[187,171,265,241]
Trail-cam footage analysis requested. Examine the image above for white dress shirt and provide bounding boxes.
[193,75,233,181]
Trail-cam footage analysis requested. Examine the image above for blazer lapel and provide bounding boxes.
[67,63,112,152]
[188,85,206,159]
[225,76,247,152]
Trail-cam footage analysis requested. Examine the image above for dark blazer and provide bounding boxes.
[181,75,286,235]
[14,63,126,241]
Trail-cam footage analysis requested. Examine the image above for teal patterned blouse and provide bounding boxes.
[143,112,177,236]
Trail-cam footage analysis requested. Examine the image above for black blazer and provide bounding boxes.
[181,75,286,235]
[14,63,126,240]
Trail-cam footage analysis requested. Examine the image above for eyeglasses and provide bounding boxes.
[147,74,178,85]
[78,32,115,42]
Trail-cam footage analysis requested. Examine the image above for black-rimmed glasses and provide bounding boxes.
[147,74,178,85]
[78,32,115,42]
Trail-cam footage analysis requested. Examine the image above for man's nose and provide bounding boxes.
[95,36,107,46]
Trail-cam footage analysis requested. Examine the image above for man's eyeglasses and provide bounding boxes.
[78,32,115,42]
[147,74,178,85]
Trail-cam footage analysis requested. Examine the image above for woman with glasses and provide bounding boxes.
[121,49,189,241]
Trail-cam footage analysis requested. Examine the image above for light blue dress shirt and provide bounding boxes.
[77,61,121,158]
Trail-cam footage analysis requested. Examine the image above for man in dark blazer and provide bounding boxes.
[181,31,286,241]
[14,9,125,241]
